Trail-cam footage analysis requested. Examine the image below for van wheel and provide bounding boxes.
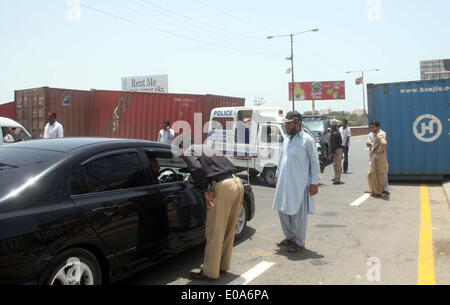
[235,200,248,240]
[263,168,276,187]
[40,248,102,285]
[248,169,259,181]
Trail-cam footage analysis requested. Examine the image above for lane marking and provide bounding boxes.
[350,193,370,206]
[418,184,436,285]
[228,261,275,285]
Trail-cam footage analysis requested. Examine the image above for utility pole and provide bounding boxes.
[267,28,319,112]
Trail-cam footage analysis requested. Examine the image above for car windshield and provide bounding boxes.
[302,120,324,132]
[0,147,65,198]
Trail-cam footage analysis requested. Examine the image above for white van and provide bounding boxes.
[0,117,32,146]
[206,106,323,186]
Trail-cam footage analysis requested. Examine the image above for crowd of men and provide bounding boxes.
[34,111,388,282]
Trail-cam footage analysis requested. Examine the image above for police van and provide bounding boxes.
[206,106,323,186]
[0,117,32,146]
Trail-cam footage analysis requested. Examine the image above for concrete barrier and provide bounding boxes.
[350,126,369,137]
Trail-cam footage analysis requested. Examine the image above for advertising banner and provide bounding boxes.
[288,81,345,101]
[121,75,168,93]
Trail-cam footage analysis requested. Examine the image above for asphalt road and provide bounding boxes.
[123,135,450,285]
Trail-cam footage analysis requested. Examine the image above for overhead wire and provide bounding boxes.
[79,2,284,56]
[192,0,276,34]
[126,0,289,54]
[109,0,284,54]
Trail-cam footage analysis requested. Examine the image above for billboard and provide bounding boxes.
[121,74,168,93]
[289,81,345,101]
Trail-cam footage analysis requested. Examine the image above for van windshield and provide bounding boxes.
[302,120,324,133]
[2,127,31,144]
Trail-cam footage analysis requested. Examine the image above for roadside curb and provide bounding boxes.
[443,181,450,208]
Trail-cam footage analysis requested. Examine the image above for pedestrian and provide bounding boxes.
[272,111,320,253]
[157,120,175,145]
[367,121,388,197]
[43,111,64,139]
[339,119,351,173]
[181,144,244,280]
[366,129,389,195]
[2,127,14,143]
[330,119,343,185]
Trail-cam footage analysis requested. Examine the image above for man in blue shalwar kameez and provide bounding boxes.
[272,111,320,252]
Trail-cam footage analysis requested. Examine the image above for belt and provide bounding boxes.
[209,172,234,184]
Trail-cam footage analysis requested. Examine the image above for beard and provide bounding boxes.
[287,126,299,137]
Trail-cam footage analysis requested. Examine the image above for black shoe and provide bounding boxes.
[220,269,227,275]
[190,269,216,281]
[333,181,344,185]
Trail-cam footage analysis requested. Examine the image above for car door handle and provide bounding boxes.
[92,205,119,216]
[165,195,179,202]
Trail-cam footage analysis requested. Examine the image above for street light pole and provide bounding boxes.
[267,28,319,112]
[290,34,294,111]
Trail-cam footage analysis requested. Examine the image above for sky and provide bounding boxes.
[1,0,449,114]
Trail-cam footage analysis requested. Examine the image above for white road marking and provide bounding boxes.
[350,193,370,206]
[228,261,275,285]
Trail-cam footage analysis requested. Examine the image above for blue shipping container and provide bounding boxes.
[367,79,450,180]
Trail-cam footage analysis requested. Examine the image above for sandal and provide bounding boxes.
[190,269,216,281]
[276,238,295,246]
[288,243,305,253]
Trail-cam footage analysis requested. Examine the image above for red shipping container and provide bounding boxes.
[14,87,245,142]
[0,102,15,120]
[90,90,244,143]
[15,87,93,139]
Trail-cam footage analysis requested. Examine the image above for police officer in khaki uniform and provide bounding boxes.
[182,145,244,280]
[329,119,344,185]
[367,120,388,197]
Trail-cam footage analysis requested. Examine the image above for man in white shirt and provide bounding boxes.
[157,120,175,145]
[339,119,351,174]
[43,111,64,139]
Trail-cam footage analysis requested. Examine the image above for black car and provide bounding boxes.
[302,115,332,173]
[0,138,255,285]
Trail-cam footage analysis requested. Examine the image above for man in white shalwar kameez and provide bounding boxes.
[272,111,320,252]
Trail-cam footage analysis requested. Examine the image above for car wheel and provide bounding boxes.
[263,167,276,187]
[234,201,248,240]
[40,248,102,285]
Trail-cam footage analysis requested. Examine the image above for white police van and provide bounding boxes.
[206,106,321,186]
[0,117,32,146]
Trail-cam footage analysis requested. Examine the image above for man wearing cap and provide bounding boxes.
[272,111,320,252]
[330,119,344,185]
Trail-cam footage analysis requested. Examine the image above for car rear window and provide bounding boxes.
[0,147,65,198]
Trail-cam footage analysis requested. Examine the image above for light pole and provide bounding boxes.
[267,28,319,111]
[346,69,379,115]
